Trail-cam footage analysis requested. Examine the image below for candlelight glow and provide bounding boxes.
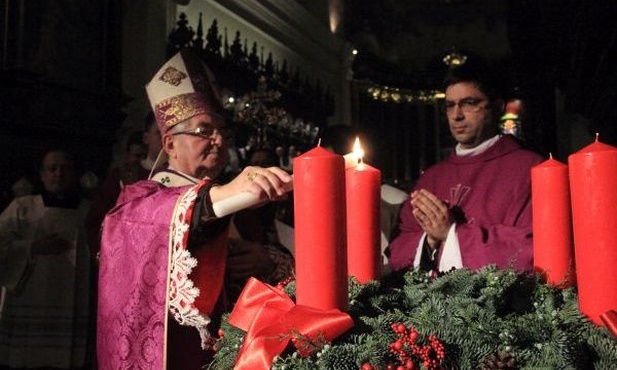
[353,137,365,162]
[328,0,343,33]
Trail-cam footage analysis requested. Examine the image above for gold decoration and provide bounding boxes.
[366,86,443,104]
[159,66,187,86]
[156,93,207,129]
[443,48,468,68]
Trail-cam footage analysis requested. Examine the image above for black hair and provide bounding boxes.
[442,60,506,101]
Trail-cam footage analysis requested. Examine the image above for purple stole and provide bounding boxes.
[97,180,227,369]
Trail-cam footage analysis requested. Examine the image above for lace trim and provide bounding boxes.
[168,182,213,349]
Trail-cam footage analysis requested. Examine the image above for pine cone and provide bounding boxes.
[479,351,516,370]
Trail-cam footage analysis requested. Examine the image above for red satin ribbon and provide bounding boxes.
[600,310,617,339]
[228,277,354,370]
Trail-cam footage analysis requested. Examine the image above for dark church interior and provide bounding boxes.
[1,0,616,199]
[1,1,617,367]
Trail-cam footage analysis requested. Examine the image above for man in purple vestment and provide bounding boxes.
[388,61,543,274]
[96,50,292,370]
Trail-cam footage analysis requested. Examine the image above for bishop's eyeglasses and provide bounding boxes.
[171,125,229,140]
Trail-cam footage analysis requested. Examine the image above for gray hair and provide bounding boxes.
[169,121,189,134]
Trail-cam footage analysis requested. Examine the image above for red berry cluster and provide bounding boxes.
[275,276,295,290]
[388,323,445,370]
[358,323,446,370]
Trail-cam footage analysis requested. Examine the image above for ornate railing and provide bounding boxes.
[166,12,334,148]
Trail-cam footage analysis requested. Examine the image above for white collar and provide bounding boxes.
[455,135,501,156]
[151,167,202,187]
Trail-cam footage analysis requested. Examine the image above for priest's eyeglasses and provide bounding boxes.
[445,98,487,115]
[171,126,228,140]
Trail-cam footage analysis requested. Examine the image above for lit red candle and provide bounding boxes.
[531,154,575,287]
[568,135,617,325]
[293,146,348,311]
[345,138,381,283]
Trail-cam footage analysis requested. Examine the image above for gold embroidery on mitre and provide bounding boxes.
[159,67,187,86]
[155,94,207,129]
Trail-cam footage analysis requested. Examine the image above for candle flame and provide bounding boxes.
[352,137,364,163]
[595,132,599,142]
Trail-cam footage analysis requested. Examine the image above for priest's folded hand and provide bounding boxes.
[410,189,453,246]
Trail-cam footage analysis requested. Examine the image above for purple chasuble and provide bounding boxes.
[389,135,544,272]
[97,179,216,369]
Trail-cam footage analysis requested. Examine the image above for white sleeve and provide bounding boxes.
[412,234,425,268]
[438,224,463,272]
[413,224,463,271]
[0,200,34,291]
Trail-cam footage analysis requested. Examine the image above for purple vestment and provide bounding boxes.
[389,135,544,272]
[97,179,224,369]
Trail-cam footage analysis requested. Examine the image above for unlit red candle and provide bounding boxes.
[531,156,575,288]
[568,138,617,325]
[293,146,348,311]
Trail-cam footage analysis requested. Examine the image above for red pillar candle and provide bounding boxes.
[568,137,617,325]
[531,156,575,287]
[293,146,348,311]
[345,140,382,283]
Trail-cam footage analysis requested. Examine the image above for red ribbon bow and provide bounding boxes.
[228,277,354,370]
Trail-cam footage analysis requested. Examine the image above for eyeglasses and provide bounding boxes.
[444,98,487,115]
[171,126,228,140]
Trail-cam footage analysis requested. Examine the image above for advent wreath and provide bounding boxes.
[209,266,617,370]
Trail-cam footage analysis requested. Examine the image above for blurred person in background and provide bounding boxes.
[0,149,91,369]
